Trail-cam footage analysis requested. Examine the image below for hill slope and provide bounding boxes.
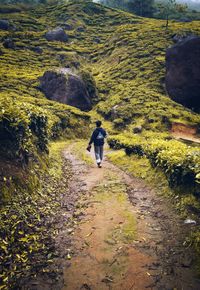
[0,0,200,190]
[1,1,200,288]
[0,0,200,194]
[1,3,200,126]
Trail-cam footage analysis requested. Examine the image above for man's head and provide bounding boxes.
[96,120,102,127]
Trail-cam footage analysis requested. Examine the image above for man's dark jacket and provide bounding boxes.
[89,127,107,146]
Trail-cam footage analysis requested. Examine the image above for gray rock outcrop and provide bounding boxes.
[32,46,43,54]
[166,36,200,112]
[3,38,15,49]
[0,7,21,13]
[45,27,68,42]
[39,69,98,111]
[0,20,9,30]
[133,126,143,134]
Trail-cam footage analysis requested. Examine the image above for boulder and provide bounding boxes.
[0,20,9,30]
[178,17,191,23]
[166,36,200,112]
[45,27,68,42]
[32,46,43,54]
[0,7,21,13]
[133,126,142,134]
[62,23,73,30]
[93,37,101,44]
[39,69,98,111]
[172,33,196,44]
[110,105,119,120]
[76,26,85,32]
[3,38,15,49]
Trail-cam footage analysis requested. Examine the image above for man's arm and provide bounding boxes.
[89,130,96,145]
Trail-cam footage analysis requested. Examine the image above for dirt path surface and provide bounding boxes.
[62,146,200,290]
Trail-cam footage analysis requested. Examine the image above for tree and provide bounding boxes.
[99,0,125,10]
[156,0,187,28]
[99,0,154,17]
[127,0,154,17]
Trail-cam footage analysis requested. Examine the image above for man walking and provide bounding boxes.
[87,120,107,168]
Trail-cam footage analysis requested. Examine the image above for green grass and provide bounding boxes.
[1,0,200,282]
[0,140,72,289]
[93,171,137,243]
[69,139,94,165]
[1,0,199,223]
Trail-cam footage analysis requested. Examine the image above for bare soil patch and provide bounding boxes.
[171,122,200,144]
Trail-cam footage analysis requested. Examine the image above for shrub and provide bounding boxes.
[108,134,200,190]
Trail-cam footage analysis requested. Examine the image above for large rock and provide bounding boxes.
[166,36,200,112]
[32,46,43,54]
[45,27,68,42]
[0,7,21,13]
[3,38,15,49]
[172,33,196,44]
[39,69,98,111]
[0,20,9,30]
[133,126,143,134]
[110,105,119,120]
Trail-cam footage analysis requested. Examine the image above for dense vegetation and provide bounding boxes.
[0,0,200,208]
[98,0,154,17]
[0,0,200,287]
[99,0,200,20]
[108,134,200,190]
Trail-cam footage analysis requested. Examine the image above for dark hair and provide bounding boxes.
[96,120,102,127]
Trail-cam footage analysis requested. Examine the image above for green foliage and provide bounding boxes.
[0,0,199,188]
[99,0,154,17]
[80,69,99,104]
[155,0,188,27]
[127,0,154,17]
[108,134,200,190]
[0,95,90,166]
[91,17,200,131]
[0,141,71,289]
[0,0,200,281]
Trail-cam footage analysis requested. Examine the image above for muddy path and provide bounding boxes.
[62,146,200,290]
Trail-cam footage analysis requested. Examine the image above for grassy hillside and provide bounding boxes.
[0,0,200,192]
[1,1,200,287]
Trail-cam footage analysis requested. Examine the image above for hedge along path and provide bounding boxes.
[62,143,199,290]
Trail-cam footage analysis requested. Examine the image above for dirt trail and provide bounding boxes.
[62,147,200,290]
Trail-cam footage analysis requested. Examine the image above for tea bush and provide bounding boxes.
[0,96,90,165]
[108,134,200,190]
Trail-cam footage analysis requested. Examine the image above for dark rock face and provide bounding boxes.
[39,70,97,111]
[133,126,143,134]
[178,17,191,23]
[110,105,119,120]
[0,7,21,13]
[93,37,101,44]
[62,23,73,30]
[172,34,196,44]
[32,46,43,54]
[0,20,9,30]
[166,37,200,112]
[3,38,15,49]
[76,26,85,32]
[45,27,68,42]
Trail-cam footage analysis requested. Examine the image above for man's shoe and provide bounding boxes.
[97,162,102,168]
